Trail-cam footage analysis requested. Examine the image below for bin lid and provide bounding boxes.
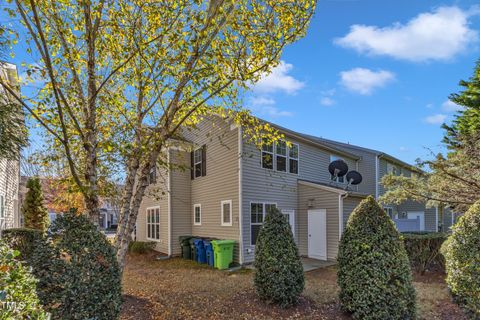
[211,240,235,246]
[194,239,205,245]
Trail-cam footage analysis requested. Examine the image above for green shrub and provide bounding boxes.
[2,228,43,260]
[27,212,122,320]
[128,241,155,254]
[442,201,480,318]
[22,177,49,232]
[338,196,416,320]
[402,232,447,274]
[254,207,304,308]
[0,241,48,319]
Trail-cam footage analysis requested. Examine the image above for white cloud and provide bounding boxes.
[340,68,395,95]
[254,61,305,94]
[320,97,336,106]
[442,100,463,112]
[335,6,479,62]
[399,146,409,152]
[248,96,293,118]
[426,103,434,109]
[425,114,447,124]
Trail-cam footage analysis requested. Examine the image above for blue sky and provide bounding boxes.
[248,0,480,164]
[3,1,480,164]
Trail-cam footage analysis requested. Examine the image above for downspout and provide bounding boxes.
[339,192,349,240]
[167,148,172,257]
[238,127,244,265]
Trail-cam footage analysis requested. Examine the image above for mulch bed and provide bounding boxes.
[120,253,467,320]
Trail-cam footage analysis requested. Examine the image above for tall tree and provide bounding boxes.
[22,176,49,232]
[380,60,480,214]
[2,0,316,268]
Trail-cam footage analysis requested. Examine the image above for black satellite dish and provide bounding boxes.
[328,160,348,178]
[346,170,363,185]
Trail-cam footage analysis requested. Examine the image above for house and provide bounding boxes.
[135,116,442,264]
[0,63,21,233]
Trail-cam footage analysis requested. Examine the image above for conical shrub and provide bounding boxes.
[337,196,416,320]
[22,177,49,232]
[254,207,304,308]
[442,201,480,318]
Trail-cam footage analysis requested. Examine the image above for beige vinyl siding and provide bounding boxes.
[342,196,363,230]
[169,150,192,256]
[0,158,19,231]
[183,117,241,262]
[136,165,169,253]
[297,184,340,260]
[241,133,358,263]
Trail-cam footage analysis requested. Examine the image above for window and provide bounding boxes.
[384,207,394,219]
[261,140,274,169]
[194,204,201,225]
[275,141,287,172]
[387,163,399,175]
[282,209,295,236]
[146,207,160,241]
[261,140,299,174]
[0,195,4,230]
[191,146,206,179]
[289,144,299,174]
[250,202,277,245]
[221,200,232,226]
[149,166,157,184]
[330,155,345,183]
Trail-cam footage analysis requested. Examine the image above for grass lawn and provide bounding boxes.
[121,253,466,320]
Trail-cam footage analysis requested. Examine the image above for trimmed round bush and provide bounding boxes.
[337,196,416,320]
[254,207,304,308]
[442,201,480,318]
[0,241,48,319]
[27,212,122,320]
[128,241,155,254]
[2,228,43,260]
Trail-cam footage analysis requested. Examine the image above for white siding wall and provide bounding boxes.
[0,158,20,232]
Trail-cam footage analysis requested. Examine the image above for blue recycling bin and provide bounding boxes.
[194,239,207,264]
[204,240,214,267]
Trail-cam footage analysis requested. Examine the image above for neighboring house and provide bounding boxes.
[135,116,443,264]
[17,176,119,230]
[0,63,21,233]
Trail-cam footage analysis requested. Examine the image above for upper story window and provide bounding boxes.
[330,155,345,183]
[148,166,157,185]
[191,145,207,179]
[387,163,399,176]
[261,140,299,174]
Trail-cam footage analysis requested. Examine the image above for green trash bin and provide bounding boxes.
[179,236,192,259]
[211,240,235,270]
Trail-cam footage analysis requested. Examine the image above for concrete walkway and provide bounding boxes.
[301,258,336,272]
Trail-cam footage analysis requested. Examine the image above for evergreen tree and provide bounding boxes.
[22,177,49,232]
[338,196,416,320]
[254,207,304,308]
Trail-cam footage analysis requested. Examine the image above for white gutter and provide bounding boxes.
[167,149,172,256]
[238,127,244,265]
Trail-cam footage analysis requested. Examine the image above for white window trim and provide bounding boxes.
[221,200,233,227]
[146,206,160,242]
[194,148,203,178]
[193,204,202,226]
[261,140,299,175]
[281,209,295,237]
[250,201,277,246]
[383,206,394,218]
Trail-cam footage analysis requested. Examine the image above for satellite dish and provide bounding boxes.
[346,170,363,185]
[328,160,348,178]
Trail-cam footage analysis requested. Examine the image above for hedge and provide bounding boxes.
[128,241,155,254]
[402,232,448,274]
[337,196,416,320]
[2,228,43,261]
[442,201,480,318]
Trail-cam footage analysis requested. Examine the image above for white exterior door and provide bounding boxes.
[407,211,425,231]
[282,209,295,236]
[308,209,327,260]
